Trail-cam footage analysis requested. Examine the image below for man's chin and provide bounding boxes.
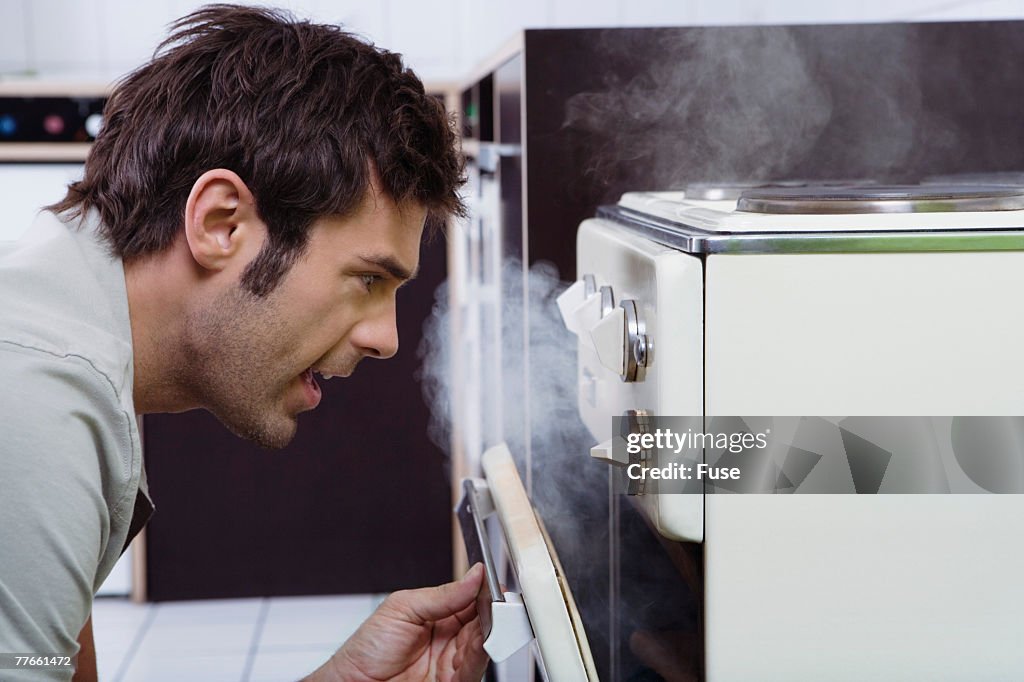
[211,410,298,450]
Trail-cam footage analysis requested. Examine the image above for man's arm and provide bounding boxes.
[71,615,97,682]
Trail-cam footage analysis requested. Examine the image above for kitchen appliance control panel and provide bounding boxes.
[560,219,704,542]
[0,96,106,143]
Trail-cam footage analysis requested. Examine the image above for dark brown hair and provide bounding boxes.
[52,4,465,295]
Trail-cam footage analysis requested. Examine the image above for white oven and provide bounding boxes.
[457,182,1024,680]
[553,183,1024,680]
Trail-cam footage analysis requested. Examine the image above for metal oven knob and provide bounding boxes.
[588,299,650,382]
[623,300,650,382]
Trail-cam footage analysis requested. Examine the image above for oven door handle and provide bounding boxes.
[456,478,535,662]
[456,478,504,603]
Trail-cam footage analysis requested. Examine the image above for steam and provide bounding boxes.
[562,26,959,187]
[417,257,612,655]
[417,276,453,454]
[418,259,697,677]
[417,257,601,493]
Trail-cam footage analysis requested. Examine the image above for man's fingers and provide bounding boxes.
[452,598,478,627]
[387,563,484,624]
[457,624,488,682]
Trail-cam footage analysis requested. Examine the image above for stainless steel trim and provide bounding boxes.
[598,205,1024,255]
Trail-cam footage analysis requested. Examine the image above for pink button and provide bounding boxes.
[43,114,64,135]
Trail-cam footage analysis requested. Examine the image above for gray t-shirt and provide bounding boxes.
[0,209,151,680]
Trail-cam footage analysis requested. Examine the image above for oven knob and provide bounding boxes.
[588,299,650,382]
[625,409,653,495]
[556,275,613,342]
[0,114,16,137]
[556,278,589,335]
[84,113,103,138]
[591,411,654,496]
[590,438,629,466]
[590,306,626,375]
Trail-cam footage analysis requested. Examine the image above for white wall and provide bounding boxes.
[0,0,1021,84]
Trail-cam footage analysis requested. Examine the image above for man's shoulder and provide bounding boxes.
[0,321,142,531]
[0,210,134,403]
[0,340,121,409]
[0,344,134,470]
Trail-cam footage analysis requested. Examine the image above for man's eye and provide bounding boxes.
[360,274,382,290]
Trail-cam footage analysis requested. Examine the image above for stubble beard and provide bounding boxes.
[181,284,299,449]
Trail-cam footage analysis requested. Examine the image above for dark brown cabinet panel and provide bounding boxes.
[142,234,451,601]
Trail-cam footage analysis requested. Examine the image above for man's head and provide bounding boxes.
[56,4,464,294]
[54,4,465,447]
[174,169,427,448]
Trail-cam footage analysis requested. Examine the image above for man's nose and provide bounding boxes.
[354,305,399,360]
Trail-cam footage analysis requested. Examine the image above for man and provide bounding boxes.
[0,5,486,681]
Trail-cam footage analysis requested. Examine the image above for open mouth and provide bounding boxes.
[300,367,322,408]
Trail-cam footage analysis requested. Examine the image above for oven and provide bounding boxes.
[455,182,1024,680]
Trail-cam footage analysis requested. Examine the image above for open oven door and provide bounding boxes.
[457,443,599,682]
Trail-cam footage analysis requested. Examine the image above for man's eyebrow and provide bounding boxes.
[357,255,418,282]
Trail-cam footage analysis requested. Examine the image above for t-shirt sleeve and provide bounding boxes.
[0,344,131,681]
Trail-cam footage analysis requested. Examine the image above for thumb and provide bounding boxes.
[387,563,484,624]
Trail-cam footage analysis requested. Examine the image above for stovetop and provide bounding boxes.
[598,182,1024,255]
[736,184,1024,214]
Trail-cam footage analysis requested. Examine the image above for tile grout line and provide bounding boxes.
[239,598,270,682]
[111,603,158,682]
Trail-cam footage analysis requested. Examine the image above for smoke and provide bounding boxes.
[562,25,959,187]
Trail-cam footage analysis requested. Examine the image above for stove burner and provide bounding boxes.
[924,172,1024,186]
[683,179,877,201]
[684,181,806,201]
[736,184,1024,214]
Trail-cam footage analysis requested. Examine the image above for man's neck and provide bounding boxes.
[123,245,198,415]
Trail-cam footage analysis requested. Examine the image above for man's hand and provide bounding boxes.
[306,564,488,681]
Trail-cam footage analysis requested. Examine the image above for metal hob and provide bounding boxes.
[600,183,1024,255]
[736,184,1024,214]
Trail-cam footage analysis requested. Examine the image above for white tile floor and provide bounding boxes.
[92,593,386,682]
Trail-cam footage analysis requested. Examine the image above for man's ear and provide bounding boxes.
[183,169,263,272]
